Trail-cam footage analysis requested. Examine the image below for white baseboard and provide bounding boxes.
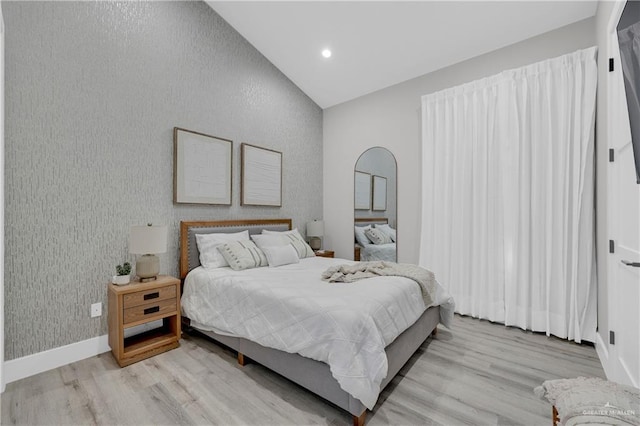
[595,331,614,380]
[3,334,110,386]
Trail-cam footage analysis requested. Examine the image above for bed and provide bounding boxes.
[179,219,452,425]
[354,218,396,262]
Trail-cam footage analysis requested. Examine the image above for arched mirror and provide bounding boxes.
[354,147,397,261]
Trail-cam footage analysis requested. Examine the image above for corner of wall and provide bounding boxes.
[1,0,6,394]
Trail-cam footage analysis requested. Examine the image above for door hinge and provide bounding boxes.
[610,240,615,253]
[609,330,615,345]
[609,148,615,162]
[609,58,614,72]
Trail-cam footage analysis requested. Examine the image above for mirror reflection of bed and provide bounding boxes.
[354,218,396,261]
[354,147,397,261]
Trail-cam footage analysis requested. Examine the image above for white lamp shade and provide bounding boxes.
[129,225,168,254]
[306,220,324,237]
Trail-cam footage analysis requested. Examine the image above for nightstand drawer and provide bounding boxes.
[123,285,176,309]
[123,298,176,325]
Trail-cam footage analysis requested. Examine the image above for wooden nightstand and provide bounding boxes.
[108,275,181,367]
[314,250,335,258]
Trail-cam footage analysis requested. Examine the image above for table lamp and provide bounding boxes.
[306,220,324,250]
[129,224,167,282]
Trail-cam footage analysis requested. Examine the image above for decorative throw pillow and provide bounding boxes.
[262,228,315,258]
[354,225,372,246]
[262,244,300,267]
[196,231,250,269]
[365,228,393,245]
[217,240,268,271]
[376,224,397,242]
[251,233,288,251]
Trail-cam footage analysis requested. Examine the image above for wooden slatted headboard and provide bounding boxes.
[354,217,388,227]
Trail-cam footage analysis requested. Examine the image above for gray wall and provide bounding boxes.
[3,1,322,360]
[323,17,596,262]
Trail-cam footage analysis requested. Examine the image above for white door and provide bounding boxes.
[609,12,640,388]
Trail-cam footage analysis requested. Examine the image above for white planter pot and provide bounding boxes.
[112,275,131,285]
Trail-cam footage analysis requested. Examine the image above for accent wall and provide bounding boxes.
[3,1,322,361]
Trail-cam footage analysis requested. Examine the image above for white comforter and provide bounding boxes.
[360,242,397,262]
[181,256,453,409]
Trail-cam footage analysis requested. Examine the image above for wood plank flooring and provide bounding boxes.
[1,315,605,425]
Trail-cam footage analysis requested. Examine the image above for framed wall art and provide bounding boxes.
[372,175,387,211]
[173,127,233,205]
[241,143,282,207]
[354,170,371,210]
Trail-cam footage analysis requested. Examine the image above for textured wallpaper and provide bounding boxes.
[3,1,323,360]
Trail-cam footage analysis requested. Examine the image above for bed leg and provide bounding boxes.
[552,406,559,426]
[181,316,193,335]
[237,352,246,366]
[353,411,366,426]
[431,327,438,337]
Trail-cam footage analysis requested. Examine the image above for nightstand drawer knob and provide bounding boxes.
[144,292,160,300]
[144,306,160,315]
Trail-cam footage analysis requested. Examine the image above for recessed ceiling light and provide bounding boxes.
[321,49,332,59]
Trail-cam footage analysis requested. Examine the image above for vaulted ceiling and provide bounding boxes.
[207,1,598,109]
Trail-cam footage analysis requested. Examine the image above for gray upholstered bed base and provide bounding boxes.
[190,305,439,419]
[179,219,440,424]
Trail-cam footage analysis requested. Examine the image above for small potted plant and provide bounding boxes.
[112,262,131,285]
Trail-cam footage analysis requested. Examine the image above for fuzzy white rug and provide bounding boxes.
[535,377,639,425]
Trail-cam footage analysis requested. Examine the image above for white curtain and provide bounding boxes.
[420,47,598,343]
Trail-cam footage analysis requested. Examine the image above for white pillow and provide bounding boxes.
[262,228,302,237]
[217,240,268,271]
[251,233,288,251]
[261,228,315,258]
[262,244,300,267]
[376,224,396,242]
[195,231,249,269]
[354,225,372,246]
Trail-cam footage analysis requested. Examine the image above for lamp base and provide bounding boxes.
[136,254,159,282]
[309,237,322,250]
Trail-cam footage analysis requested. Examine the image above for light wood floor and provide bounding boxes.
[1,315,605,425]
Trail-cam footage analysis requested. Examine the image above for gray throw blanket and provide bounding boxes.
[322,261,436,306]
